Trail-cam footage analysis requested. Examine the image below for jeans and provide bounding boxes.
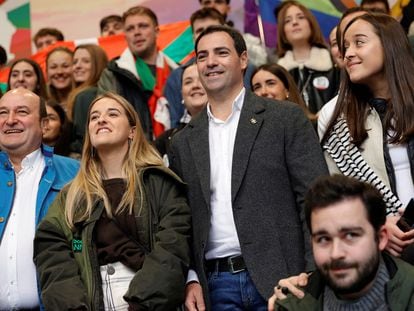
[207,270,267,311]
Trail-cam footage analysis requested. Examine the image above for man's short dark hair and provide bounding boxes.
[305,175,386,233]
[100,14,122,33]
[360,0,390,13]
[195,25,246,56]
[33,28,64,44]
[190,7,225,29]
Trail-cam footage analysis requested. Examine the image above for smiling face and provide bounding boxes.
[47,50,73,90]
[0,89,43,159]
[124,14,158,60]
[196,31,247,98]
[251,69,289,100]
[182,64,208,116]
[283,5,312,46]
[343,19,385,94]
[311,198,387,299]
[9,61,38,92]
[88,97,135,154]
[42,105,62,145]
[73,48,92,84]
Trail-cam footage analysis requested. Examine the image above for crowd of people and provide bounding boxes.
[2,0,414,310]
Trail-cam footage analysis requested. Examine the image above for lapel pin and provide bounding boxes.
[250,118,257,124]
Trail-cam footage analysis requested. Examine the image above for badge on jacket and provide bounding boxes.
[312,76,330,90]
[72,239,83,252]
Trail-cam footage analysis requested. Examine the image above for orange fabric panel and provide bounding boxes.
[98,34,127,61]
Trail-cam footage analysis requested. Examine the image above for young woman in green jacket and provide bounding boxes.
[34,92,191,311]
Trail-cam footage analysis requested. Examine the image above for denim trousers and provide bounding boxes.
[207,270,267,311]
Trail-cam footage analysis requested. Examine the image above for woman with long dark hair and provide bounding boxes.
[7,58,48,99]
[250,63,315,121]
[42,100,73,156]
[321,13,414,257]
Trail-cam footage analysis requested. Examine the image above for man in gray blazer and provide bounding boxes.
[170,25,328,311]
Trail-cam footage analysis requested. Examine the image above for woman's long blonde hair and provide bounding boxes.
[64,92,164,229]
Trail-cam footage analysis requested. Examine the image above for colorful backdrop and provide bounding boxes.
[0,0,410,72]
[1,0,410,61]
[245,0,411,48]
[0,0,244,61]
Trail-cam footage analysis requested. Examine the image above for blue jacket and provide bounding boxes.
[0,144,79,243]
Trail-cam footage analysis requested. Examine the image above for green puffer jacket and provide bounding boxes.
[276,253,414,311]
[34,166,191,311]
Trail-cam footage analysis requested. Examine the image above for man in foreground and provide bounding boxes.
[270,175,414,310]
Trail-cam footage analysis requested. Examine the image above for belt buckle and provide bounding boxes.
[228,255,244,274]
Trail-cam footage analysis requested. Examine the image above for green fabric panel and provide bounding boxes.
[297,0,342,17]
[135,57,155,91]
[0,83,7,94]
[7,3,31,29]
[163,26,194,63]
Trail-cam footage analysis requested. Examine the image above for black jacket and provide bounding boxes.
[289,66,340,114]
[278,47,340,114]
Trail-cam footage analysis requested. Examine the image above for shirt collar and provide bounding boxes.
[180,109,192,124]
[207,87,245,123]
[19,148,43,171]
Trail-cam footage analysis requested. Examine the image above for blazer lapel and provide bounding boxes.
[232,92,265,203]
[187,111,211,209]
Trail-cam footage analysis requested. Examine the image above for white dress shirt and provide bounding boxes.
[205,88,245,260]
[388,143,414,208]
[0,148,45,309]
[187,88,246,283]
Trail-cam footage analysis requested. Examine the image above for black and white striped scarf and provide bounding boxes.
[323,117,401,215]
